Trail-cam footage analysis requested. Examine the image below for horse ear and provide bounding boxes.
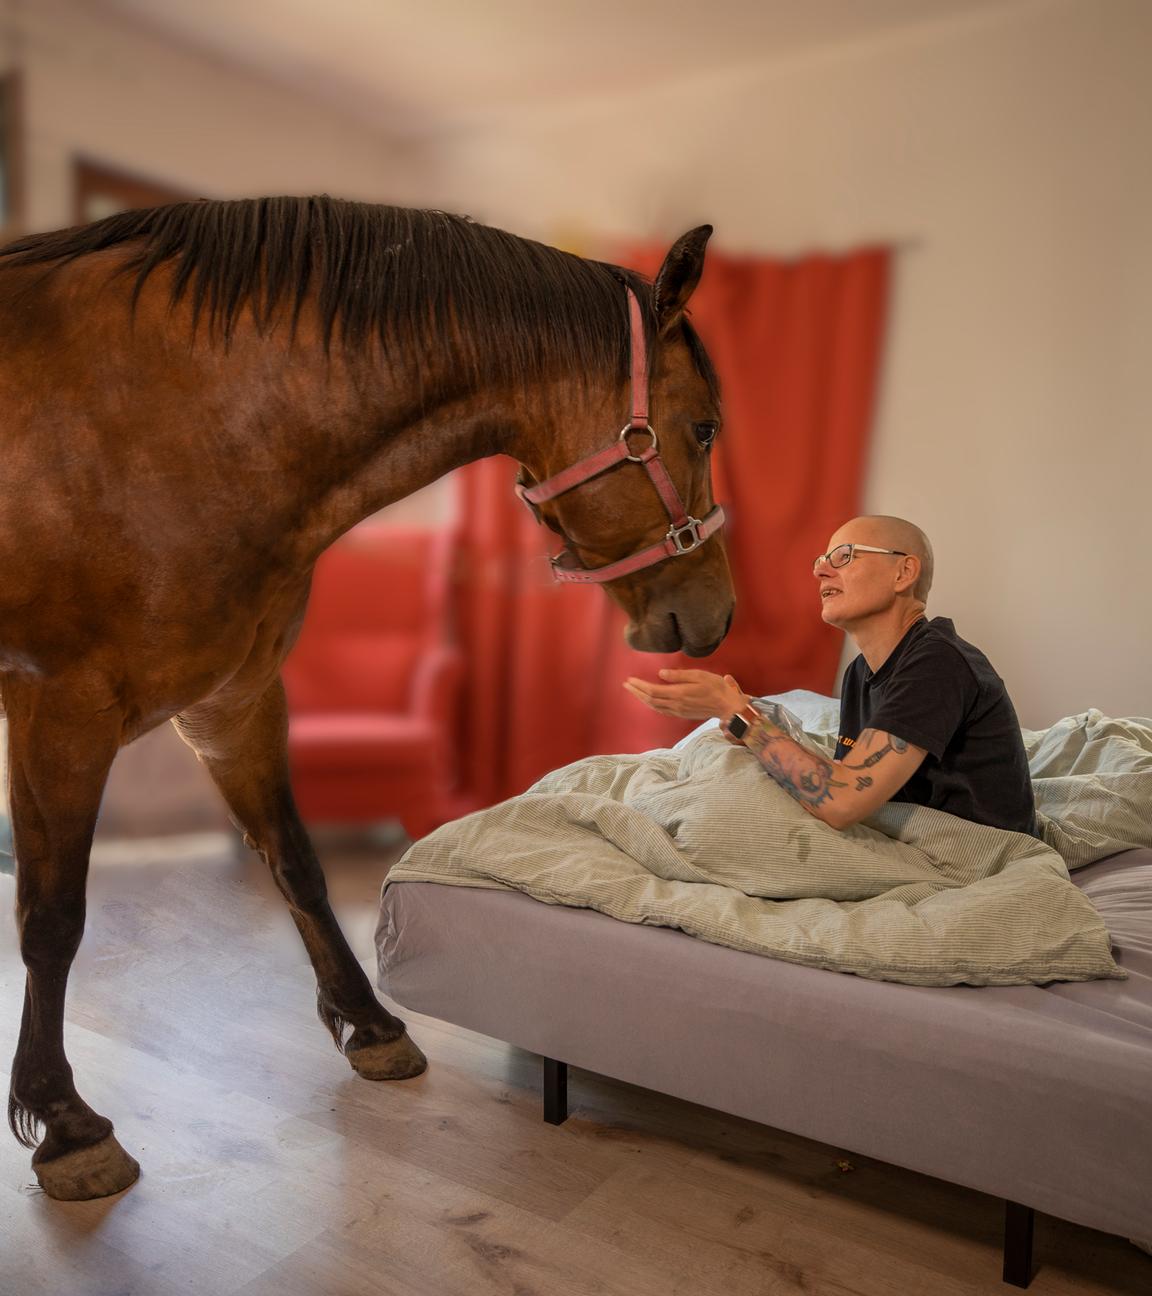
[652,225,713,336]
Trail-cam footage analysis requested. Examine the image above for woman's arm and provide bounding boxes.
[623,671,846,822]
[730,704,850,823]
[739,712,927,829]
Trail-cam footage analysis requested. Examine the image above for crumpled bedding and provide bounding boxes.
[382,693,1152,986]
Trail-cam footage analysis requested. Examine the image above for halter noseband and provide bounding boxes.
[514,286,726,584]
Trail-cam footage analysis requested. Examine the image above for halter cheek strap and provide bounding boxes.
[515,286,725,584]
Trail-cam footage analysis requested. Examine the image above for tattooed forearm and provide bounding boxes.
[732,719,920,831]
[842,727,908,770]
[744,716,848,815]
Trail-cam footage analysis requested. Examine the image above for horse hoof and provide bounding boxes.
[347,1030,428,1080]
[33,1134,140,1201]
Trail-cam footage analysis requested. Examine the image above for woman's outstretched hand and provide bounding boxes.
[623,669,749,720]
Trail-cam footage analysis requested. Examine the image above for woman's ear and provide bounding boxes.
[899,554,922,592]
[652,225,712,337]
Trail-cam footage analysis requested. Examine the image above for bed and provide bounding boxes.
[374,696,1152,1288]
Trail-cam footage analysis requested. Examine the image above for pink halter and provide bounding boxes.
[515,286,726,584]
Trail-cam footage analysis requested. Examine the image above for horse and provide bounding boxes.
[0,196,733,1201]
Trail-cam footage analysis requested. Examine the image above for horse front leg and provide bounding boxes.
[173,679,426,1081]
[5,677,141,1199]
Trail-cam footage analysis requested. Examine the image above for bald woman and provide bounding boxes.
[625,515,1038,837]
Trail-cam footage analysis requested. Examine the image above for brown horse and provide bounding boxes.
[0,197,733,1201]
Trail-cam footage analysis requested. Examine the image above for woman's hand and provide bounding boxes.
[623,669,749,720]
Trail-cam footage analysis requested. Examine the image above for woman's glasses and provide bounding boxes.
[813,543,908,574]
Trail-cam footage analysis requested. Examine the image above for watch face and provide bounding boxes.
[728,713,749,739]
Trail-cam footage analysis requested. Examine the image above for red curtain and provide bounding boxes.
[455,244,890,808]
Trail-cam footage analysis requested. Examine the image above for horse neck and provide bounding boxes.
[287,352,616,557]
[266,349,542,557]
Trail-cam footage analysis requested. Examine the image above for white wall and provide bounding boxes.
[416,0,1152,728]
[7,0,420,222]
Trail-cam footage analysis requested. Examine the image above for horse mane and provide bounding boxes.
[0,196,717,398]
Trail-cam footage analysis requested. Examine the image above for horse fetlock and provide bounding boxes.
[10,1079,113,1155]
[7,1071,75,1127]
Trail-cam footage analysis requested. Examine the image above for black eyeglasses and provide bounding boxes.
[813,543,908,574]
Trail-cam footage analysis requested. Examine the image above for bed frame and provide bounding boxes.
[377,847,1152,1290]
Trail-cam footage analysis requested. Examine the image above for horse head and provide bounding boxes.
[515,226,735,656]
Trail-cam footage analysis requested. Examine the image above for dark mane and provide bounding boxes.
[0,196,675,391]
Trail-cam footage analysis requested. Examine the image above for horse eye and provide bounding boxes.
[694,421,718,448]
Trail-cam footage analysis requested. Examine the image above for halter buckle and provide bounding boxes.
[667,517,704,554]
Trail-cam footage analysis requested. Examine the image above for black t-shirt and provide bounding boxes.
[834,616,1038,837]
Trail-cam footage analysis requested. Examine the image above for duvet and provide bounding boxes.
[382,698,1152,987]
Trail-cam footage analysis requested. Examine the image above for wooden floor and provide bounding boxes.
[1,834,1149,1296]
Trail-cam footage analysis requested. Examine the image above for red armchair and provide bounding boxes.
[283,524,465,840]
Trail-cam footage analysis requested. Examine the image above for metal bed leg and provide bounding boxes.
[538,1067,1036,1286]
[1003,1200,1035,1287]
[543,1057,568,1125]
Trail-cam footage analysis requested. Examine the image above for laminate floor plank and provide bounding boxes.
[0,841,1148,1296]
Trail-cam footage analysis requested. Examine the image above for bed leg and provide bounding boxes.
[1003,1199,1035,1287]
[543,1057,568,1125]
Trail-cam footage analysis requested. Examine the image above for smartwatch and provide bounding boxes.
[725,704,760,741]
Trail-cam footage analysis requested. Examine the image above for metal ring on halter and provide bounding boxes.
[617,424,658,461]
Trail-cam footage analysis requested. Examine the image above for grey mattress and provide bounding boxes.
[376,846,1152,1242]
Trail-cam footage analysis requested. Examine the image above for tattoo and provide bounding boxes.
[842,728,907,770]
[740,714,910,823]
[745,716,848,811]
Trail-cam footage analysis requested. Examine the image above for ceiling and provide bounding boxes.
[96,0,1034,135]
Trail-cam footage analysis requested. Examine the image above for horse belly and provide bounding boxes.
[0,522,308,740]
